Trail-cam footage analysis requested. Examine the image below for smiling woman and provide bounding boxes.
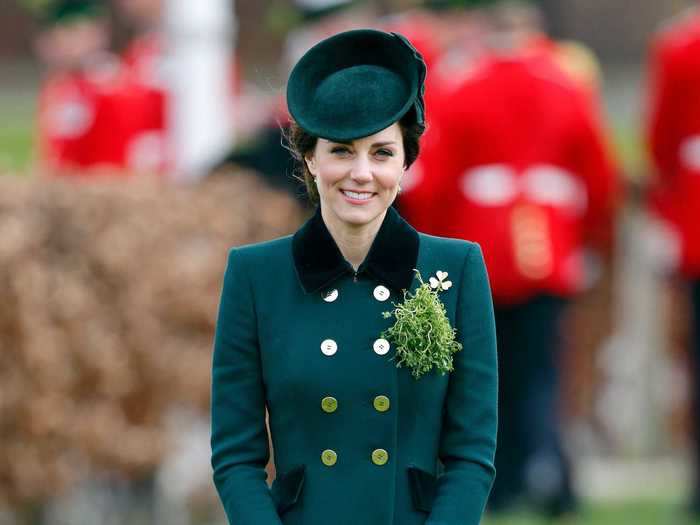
[288,112,424,208]
[211,28,498,525]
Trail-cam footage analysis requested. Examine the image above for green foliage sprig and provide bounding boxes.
[381,270,462,379]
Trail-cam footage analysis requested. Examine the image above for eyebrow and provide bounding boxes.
[329,140,398,147]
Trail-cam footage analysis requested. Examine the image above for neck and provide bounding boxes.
[320,207,386,271]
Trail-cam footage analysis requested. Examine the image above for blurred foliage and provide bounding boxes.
[264,0,303,37]
[0,172,305,508]
[17,0,52,16]
[611,124,647,181]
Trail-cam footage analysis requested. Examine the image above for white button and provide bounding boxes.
[322,288,339,302]
[373,338,390,355]
[373,285,390,302]
[321,339,338,356]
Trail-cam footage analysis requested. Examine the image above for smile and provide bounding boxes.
[341,189,375,201]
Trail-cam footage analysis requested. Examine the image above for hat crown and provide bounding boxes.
[287,29,426,142]
[313,65,408,139]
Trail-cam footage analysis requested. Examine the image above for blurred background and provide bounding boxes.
[1,0,700,523]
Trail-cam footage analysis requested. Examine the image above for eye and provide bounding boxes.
[330,146,351,156]
[375,149,394,158]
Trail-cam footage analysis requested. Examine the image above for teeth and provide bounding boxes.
[342,190,373,200]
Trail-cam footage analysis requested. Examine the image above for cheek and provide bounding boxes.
[315,162,347,189]
[375,165,403,193]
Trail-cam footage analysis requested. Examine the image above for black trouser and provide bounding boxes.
[488,294,576,516]
[690,280,700,503]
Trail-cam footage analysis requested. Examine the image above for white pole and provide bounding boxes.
[165,0,236,182]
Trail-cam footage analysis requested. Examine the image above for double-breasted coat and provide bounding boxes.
[210,206,498,525]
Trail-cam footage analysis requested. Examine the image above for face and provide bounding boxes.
[305,123,405,231]
[35,19,109,70]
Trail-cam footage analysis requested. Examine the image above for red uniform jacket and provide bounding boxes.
[388,13,489,232]
[647,11,700,278]
[120,34,170,173]
[400,54,619,305]
[37,61,137,173]
[37,55,167,176]
[38,70,101,171]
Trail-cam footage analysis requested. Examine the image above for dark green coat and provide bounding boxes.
[211,206,498,525]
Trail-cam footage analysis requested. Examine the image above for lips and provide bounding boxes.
[341,189,375,201]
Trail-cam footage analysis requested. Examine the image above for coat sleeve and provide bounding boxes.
[210,248,283,525]
[427,243,498,525]
[646,34,682,183]
[570,95,621,258]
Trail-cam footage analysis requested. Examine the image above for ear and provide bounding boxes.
[305,153,318,177]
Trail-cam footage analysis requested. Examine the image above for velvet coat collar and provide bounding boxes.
[292,206,420,294]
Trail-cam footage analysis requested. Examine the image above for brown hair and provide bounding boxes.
[285,116,426,205]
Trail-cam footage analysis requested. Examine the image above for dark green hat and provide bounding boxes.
[286,29,427,142]
[22,0,105,26]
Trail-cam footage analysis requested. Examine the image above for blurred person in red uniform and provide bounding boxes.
[31,0,124,176]
[395,0,606,232]
[388,0,493,233]
[31,0,171,178]
[647,7,700,516]
[115,0,246,174]
[486,1,603,101]
[114,0,169,173]
[400,0,620,517]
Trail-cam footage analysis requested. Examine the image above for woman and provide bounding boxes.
[210,29,497,525]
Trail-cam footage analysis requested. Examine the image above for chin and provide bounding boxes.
[333,205,384,228]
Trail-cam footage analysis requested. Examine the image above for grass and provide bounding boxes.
[483,498,690,525]
[0,122,34,172]
[0,88,36,174]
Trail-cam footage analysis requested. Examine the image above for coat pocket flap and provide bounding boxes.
[408,465,438,513]
[270,465,306,515]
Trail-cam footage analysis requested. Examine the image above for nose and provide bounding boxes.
[350,155,373,183]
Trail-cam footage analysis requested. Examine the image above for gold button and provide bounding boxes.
[371,448,389,466]
[321,396,338,413]
[321,449,337,466]
[373,395,390,412]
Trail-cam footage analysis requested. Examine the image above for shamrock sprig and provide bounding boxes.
[380,270,462,379]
